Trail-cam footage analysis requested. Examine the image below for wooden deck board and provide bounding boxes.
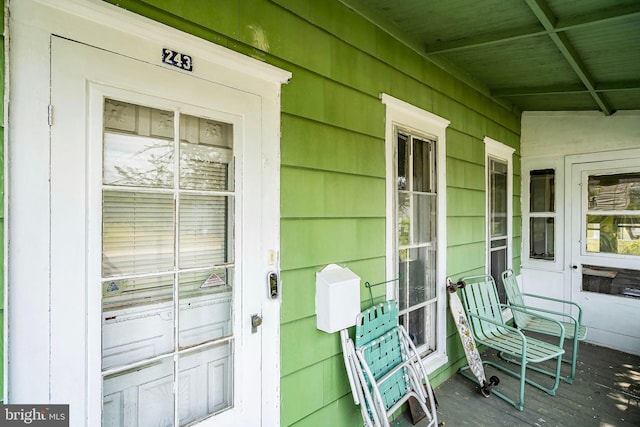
[392,342,640,426]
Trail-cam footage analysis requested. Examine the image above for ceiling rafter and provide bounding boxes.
[525,0,612,115]
[492,80,640,97]
[425,3,640,55]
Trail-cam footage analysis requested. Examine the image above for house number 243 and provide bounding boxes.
[162,48,193,72]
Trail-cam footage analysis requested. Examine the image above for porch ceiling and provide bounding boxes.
[340,0,640,115]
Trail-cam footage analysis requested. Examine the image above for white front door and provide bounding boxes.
[570,157,640,355]
[48,35,274,426]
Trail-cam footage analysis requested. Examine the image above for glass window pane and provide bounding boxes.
[102,274,174,310]
[398,192,410,246]
[103,358,174,426]
[180,115,233,191]
[402,304,436,355]
[588,173,640,211]
[180,194,233,268]
[179,269,233,348]
[587,215,640,255]
[398,247,436,310]
[102,275,174,370]
[102,191,175,276]
[413,194,436,244]
[178,343,234,424]
[397,133,408,190]
[530,217,555,260]
[490,247,507,303]
[582,265,640,297]
[398,248,409,311]
[103,133,174,188]
[530,169,555,212]
[103,99,174,188]
[490,158,508,237]
[491,238,507,249]
[413,137,433,193]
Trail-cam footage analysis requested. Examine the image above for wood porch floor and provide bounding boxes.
[394,341,640,427]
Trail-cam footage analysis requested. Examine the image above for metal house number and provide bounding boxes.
[162,48,193,72]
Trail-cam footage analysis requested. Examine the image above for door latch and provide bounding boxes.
[251,314,263,333]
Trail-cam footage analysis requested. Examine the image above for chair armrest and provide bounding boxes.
[507,305,566,344]
[508,302,580,328]
[465,311,527,345]
[521,293,583,323]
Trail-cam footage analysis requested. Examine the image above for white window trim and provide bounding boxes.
[484,137,515,295]
[522,157,564,271]
[381,93,449,373]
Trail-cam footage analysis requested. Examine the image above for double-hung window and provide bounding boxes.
[485,137,514,303]
[382,94,449,370]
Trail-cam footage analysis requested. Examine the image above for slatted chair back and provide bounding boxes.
[354,301,408,411]
[355,300,398,346]
[459,275,505,341]
[502,270,535,328]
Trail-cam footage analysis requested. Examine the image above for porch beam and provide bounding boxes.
[492,80,640,97]
[425,3,640,54]
[525,0,613,115]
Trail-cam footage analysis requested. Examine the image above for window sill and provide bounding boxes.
[421,352,448,375]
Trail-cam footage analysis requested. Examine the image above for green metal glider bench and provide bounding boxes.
[458,275,566,411]
[346,300,438,427]
[501,269,588,383]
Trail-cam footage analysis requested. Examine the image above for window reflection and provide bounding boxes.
[586,173,640,256]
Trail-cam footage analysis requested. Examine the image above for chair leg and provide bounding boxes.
[566,336,580,384]
[500,340,578,385]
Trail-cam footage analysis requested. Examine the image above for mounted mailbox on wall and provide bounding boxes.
[316,264,361,333]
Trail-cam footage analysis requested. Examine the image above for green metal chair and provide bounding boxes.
[501,269,588,383]
[458,275,566,411]
[348,300,438,427]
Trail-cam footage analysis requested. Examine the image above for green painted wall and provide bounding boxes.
[101,1,521,425]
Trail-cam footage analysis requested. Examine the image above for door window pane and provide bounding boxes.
[588,173,640,211]
[179,114,233,191]
[582,265,640,298]
[179,194,233,269]
[102,191,175,276]
[586,215,640,255]
[586,173,640,256]
[179,269,233,348]
[103,100,174,188]
[178,343,234,423]
[103,358,174,427]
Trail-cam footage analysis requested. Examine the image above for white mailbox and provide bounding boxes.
[315,264,361,333]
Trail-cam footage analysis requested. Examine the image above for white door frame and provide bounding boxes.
[565,148,640,355]
[7,0,290,424]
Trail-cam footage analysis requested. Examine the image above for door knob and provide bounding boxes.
[251,314,263,333]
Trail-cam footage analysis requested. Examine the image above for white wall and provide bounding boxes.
[520,111,640,354]
[522,111,640,158]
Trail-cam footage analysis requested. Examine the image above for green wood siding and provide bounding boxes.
[99,1,521,424]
